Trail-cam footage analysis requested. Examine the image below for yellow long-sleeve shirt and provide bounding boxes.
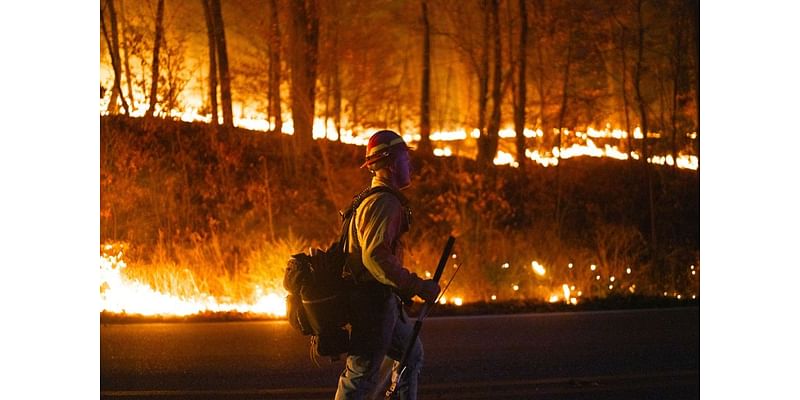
[347,177,423,298]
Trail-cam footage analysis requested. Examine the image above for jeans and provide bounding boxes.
[335,291,423,400]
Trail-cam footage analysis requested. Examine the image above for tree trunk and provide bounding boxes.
[417,0,433,155]
[535,28,546,155]
[201,0,219,127]
[476,0,491,166]
[670,1,686,171]
[210,0,234,128]
[147,0,164,117]
[634,0,649,166]
[529,0,547,159]
[268,0,282,134]
[691,0,699,172]
[333,53,342,141]
[619,27,633,161]
[147,0,165,118]
[289,0,319,147]
[331,12,342,141]
[555,29,573,236]
[634,0,657,250]
[514,0,528,168]
[119,0,136,112]
[101,0,129,115]
[486,0,502,163]
[671,48,680,171]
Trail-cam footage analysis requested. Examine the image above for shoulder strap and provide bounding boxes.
[340,186,407,221]
[337,186,407,252]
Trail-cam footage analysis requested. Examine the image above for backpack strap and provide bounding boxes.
[339,186,407,240]
[341,186,407,220]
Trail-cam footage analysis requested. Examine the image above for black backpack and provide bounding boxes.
[283,186,404,361]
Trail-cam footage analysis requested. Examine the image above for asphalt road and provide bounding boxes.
[101,307,699,399]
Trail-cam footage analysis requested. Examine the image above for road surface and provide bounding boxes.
[101,307,699,399]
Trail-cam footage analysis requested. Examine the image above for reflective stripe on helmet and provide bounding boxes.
[365,137,406,158]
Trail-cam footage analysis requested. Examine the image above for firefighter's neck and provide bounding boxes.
[373,170,402,190]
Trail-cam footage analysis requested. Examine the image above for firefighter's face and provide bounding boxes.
[393,150,412,189]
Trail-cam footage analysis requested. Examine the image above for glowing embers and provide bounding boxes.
[493,150,519,168]
[436,295,464,306]
[546,283,579,305]
[100,243,286,317]
[433,147,453,157]
[531,261,546,276]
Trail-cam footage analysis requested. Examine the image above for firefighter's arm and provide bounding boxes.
[357,194,424,299]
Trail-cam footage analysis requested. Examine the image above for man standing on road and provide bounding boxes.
[335,130,441,400]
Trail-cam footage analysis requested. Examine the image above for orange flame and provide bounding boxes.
[100,243,286,317]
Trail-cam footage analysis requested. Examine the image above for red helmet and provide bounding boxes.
[360,130,409,168]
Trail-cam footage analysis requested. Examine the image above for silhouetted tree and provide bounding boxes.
[201,0,219,126]
[118,0,136,111]
[480,0,502,166]
[417,0,433,155]
[554,24,573,236]
[690,0,699,171]
[514,0,528,167]
[437,0,491,159]
[633,0,657,249]
[268,0,282,134]
[668,0,686,171]
[331,21,342,141]
[146,0,165,117]
[101,0,130,115]
[210,0,234,128]
[606,1,635,160]
[289,0,319,146]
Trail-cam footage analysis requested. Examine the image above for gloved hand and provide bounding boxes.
[417,279,441,303]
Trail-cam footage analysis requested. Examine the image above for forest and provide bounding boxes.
[100,0,700,315]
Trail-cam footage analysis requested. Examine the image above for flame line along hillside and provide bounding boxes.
[101,115,699,308]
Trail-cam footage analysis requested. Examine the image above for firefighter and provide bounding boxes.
[335,130,441,400]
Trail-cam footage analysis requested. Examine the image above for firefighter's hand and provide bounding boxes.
[418,279,441,303]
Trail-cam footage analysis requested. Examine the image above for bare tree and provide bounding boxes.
[472,0,491,165]
[332,21,342,141]
[437,0,494,161]
[669,6,684,171]
[201,0,219,126]
[481,0,502,166]
[690,0,699,171]
[118,0,136,111]
[531,0,549,152]
[101,0,130,115]
[620,25,633,160]
[417,0,433,155]
[210,0,234,128]
[289,0,319,145]
[609,3,634,160]
[160,28,189,114]
[633,0,657,249]
[514,0,528,168]
[554,27,573,235]
[146,0,165,117]
[268,0,282,134]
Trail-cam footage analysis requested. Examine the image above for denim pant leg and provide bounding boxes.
[335,294,399,400]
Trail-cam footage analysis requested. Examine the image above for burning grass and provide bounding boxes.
[100,116,699,319]
[100,236,303,318]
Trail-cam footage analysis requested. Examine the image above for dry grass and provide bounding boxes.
[102,116,699,305]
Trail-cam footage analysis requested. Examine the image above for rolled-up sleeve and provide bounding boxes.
[356,192,422,298]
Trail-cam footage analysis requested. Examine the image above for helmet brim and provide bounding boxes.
[360,143,414,169]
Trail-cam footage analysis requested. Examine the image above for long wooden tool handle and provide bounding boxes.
[386,236,456,399]
[432,235,456,283]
